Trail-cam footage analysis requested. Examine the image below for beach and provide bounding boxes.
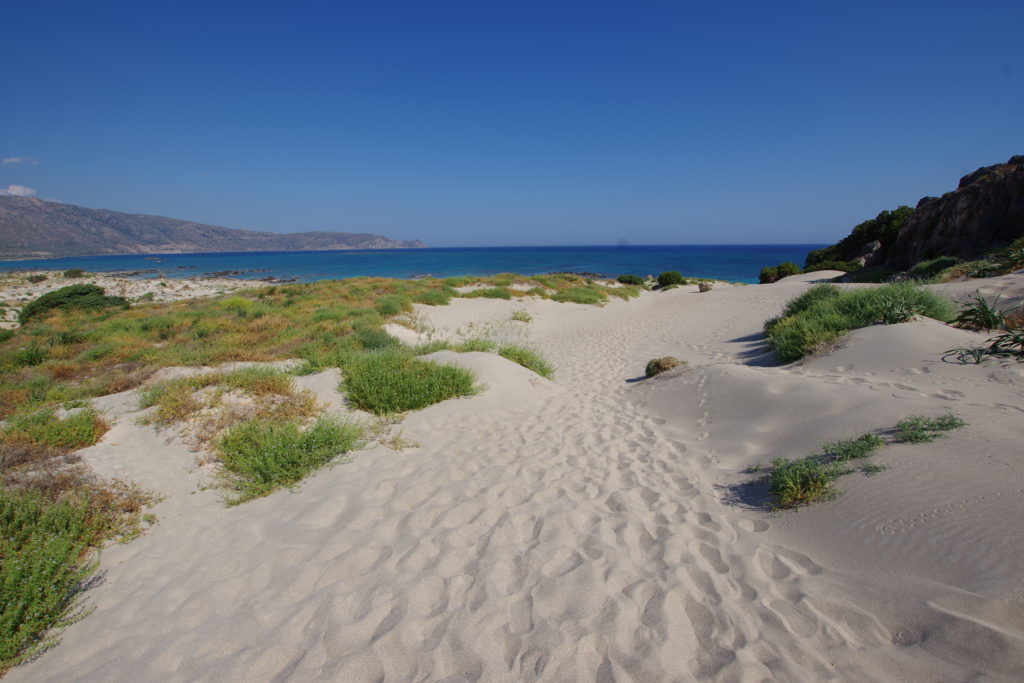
[7,272,1024,681]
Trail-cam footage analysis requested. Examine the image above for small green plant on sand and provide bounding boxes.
[895,414,966,443]
[510,309,532,323]
[819,433,884,462]
[342,349,476,415]
[952,292,1014,331]
[768,457,842,507]
[216,417,364,504]
[498,345,554,379]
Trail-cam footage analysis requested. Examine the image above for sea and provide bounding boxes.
[0,244,824,285]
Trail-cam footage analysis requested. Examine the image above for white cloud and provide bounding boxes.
[0,184,37,197]
[2,157,39,166]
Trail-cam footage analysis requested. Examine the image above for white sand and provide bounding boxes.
[0,271,263,327]
[9,276,1024,681]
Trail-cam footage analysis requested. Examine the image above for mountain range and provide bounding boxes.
[0,196,425,258]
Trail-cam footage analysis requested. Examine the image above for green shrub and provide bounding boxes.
[498,345,554,379]
[617,274,643,285]
[645,356,683,378]
[342,350,476,414]
[353,327,398,350]
[759,262,801,283]
[376,294,412,316]
[0,489,95,669]
[26,274,47,284]
[551,287,607,304]
[896,414,966,443]
[909,256,959,281]
[12,342,49,367]
[766,283,955,361]
[4,408,106,451]
[414,289,451,306]
[803,260,858,273]
[657,271,686,287]
[62,269,85,279]
[471,287,513,300]
[18,285,128,325]
[0,330,14,344]
[820,433,884,462]
[216,417,363,504]
[510,309,532,323]
[768,457,841,508]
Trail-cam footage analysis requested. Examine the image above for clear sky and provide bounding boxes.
[2,0,1022,247]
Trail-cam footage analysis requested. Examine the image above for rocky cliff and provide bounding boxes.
[883,155,1024,269]
[0,196,425,258]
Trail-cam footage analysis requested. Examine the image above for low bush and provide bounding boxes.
[657,271,686,287]
[469,287,513,300]
[414,289,451,306]
[215,417,363,504]
[895,414,966,443]
[18,285,128,325]
[820,433,884,462]
[617,274,643,285]
[498,345,554,379]
[353,327,398,350]
[342,350,476,414]
[26,274,47,284]
[803,260,858,274]
[909,256,959,281]
[510,309,532,322]
[551,287,606,304]
[768,457,841,507]
[62,269,85,279]
[376,294,412,315]
[645,356,683,378]
[765,283,955,362]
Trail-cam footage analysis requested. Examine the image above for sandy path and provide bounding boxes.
[10,280,1024,681]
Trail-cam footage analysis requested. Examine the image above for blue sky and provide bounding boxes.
[2,1,1021,246]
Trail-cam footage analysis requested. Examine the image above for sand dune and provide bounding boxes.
[10,278,1024,681]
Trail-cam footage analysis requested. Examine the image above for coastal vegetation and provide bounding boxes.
[644,356,683,378]
[0,270,618,667]
[766,414,965,508]
[656,271,686,287]
[215,417,364,504]
[764,283,956,362]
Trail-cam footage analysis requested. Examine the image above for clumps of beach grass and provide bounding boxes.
[497,345,554,379]
[895,413,966,443]
[764,282,956,362]
[645,356,684,378]
[215,417,364,504]
[342,349,476,415]
[138,367,319,449]
[763,415,965,509]
[510,309,532,323]
[552,287,607,304]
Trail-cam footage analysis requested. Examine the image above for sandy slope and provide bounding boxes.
[10,278,1024,681]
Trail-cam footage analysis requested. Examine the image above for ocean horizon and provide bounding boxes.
[0,244,825,284]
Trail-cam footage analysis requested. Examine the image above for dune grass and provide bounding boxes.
[342,349,476,415]
[497,345,555,379]
[765,415,965,509]
[764,283,956,362]
[215,417,364,504]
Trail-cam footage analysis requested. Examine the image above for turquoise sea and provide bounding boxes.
[0,245,824,284]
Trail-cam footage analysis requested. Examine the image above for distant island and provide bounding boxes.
[0,196,425,258]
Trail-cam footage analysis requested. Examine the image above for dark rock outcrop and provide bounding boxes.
[0,196,425,259]
[883,155,1024,269]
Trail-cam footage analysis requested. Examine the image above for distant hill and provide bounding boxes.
[0,196,425,258]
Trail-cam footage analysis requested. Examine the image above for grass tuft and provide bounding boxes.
[342,350,476,415]
[895,414,967,443]
[215,417,364,504]
[498,345,554,379]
